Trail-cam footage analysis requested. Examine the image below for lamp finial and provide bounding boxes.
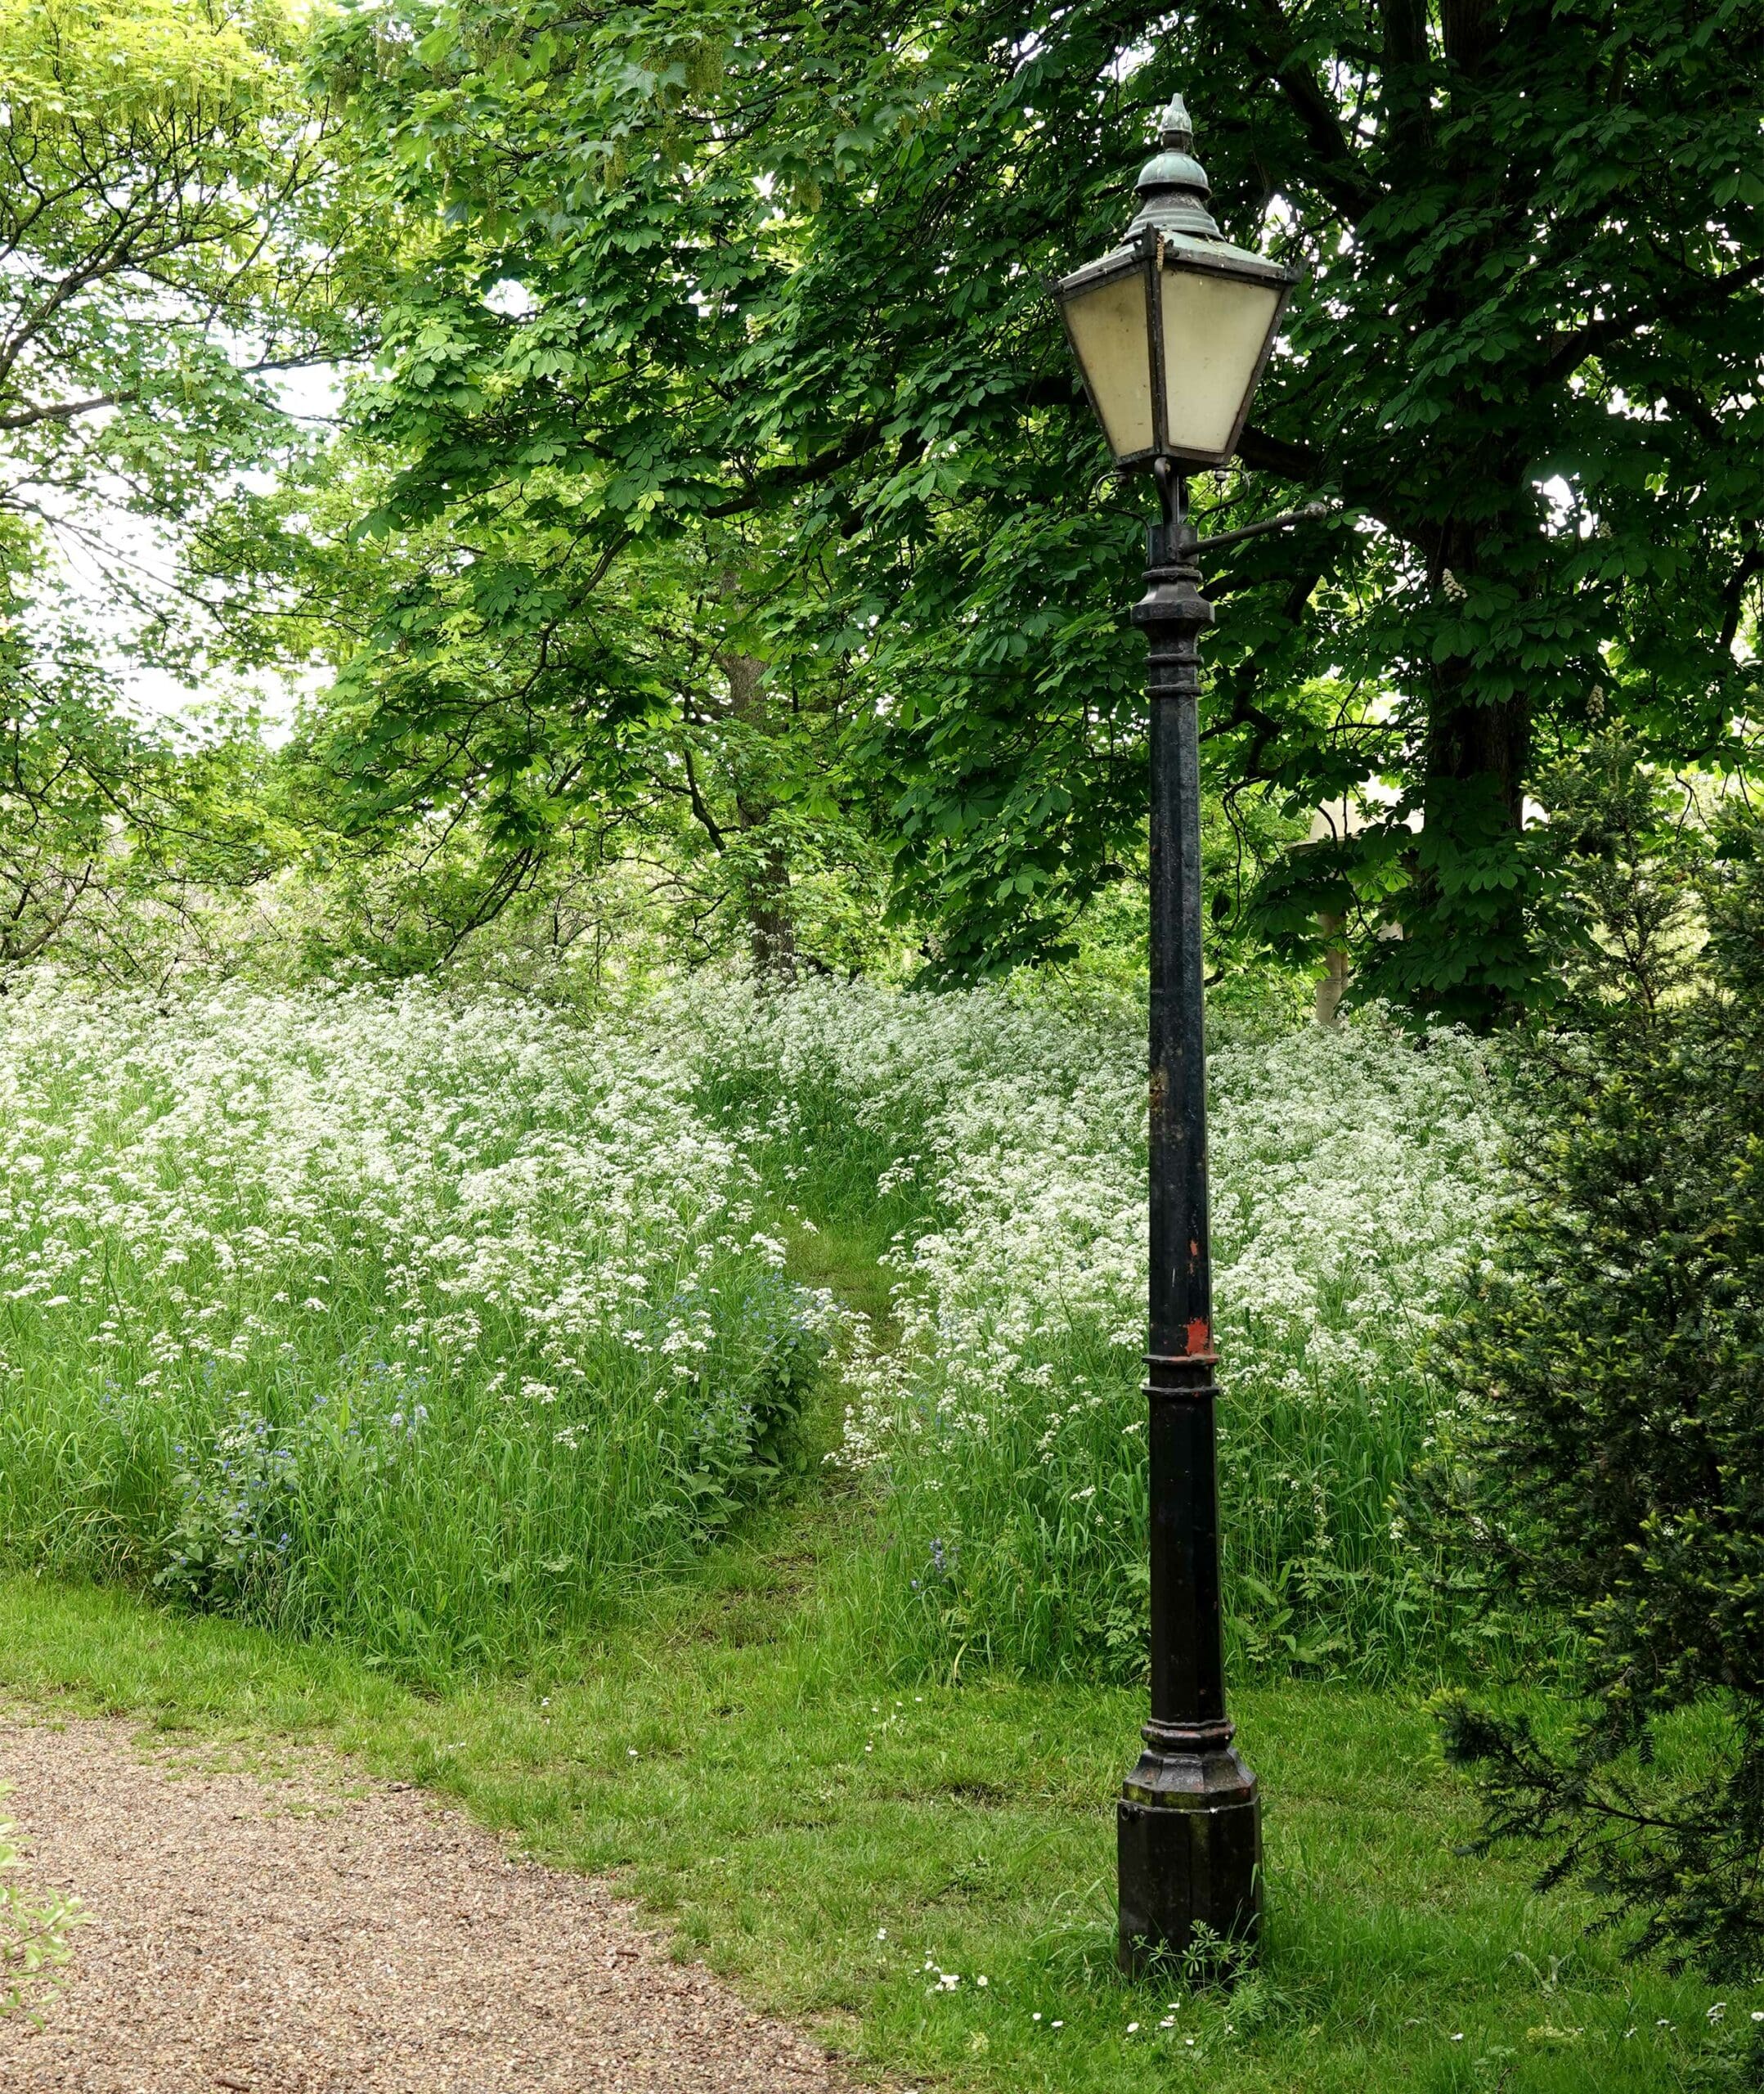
[1158,93,1193,150]
[1129,85,1220,242]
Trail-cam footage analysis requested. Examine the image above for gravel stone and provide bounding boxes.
[0,1710,864,2092]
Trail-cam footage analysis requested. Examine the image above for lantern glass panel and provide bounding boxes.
[1157,265,1283,462]
[1061,265,1153,461]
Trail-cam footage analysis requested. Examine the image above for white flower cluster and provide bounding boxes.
[690,978,1506,1465]
[0,970,829,1435]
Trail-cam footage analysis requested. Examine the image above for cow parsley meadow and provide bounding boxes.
[0,964,1506,1683]
[693,978,1506,1679]
[0,973,839,1671]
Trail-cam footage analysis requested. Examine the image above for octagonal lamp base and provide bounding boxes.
[1117,1739,1261,1977]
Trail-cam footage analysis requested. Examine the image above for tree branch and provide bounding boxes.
[1240,0,1383,219]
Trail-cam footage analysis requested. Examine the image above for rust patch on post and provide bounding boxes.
[1185,1318,1210,1355]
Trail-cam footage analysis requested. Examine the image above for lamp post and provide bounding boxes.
[1052,90,1299,1975]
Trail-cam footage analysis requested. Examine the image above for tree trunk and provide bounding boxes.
[1415,647,1531,1022]
[1314,911,1350,1027]
[720,648,797,981]
[1425,683,1528,833]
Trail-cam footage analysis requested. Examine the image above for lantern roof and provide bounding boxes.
[1129,94,1220,241]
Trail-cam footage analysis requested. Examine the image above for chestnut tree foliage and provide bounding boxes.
[297,0,1764,1009]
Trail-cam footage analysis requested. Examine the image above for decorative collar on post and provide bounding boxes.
[1127,94,1223,243]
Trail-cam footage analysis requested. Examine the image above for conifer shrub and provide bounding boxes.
[1430,747,1764,1980]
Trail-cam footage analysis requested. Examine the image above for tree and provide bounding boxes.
[249,432,895,975]
[304,0,1764,1011]
[0,0,384,973]
[0,0,364,619]
[1429,748,1764,1977]
[0,579,293,986]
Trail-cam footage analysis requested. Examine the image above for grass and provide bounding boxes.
[0,1548,1748,2093]
[701,986,1510,1685]
[0,981,838,1674]
[0,1177,1750,2092]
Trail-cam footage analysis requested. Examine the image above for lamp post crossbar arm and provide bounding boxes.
[1196,500,1334,554]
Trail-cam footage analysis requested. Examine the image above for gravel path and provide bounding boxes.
[0,1710,859,2093]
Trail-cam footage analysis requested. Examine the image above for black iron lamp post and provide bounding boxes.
[1052,90,1300,1975]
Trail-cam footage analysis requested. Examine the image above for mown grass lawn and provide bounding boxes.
[0,1530,1747,2094]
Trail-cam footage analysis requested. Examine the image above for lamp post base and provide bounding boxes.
[1117,1727,1261,1975]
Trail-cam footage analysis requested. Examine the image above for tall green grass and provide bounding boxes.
[0,975,834,1675]
[0,967,1509,1690]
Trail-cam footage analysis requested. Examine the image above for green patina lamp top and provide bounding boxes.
[1128,93,1223,242]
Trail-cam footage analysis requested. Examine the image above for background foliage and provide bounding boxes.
[200,0,1764,1010]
